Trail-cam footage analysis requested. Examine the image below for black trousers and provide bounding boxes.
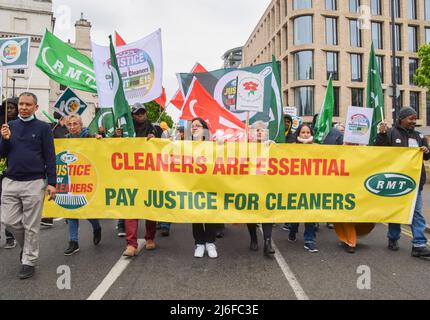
[247,223,273,241]
[192,224,217,245]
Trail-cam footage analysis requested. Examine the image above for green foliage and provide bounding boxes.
[415,44,430,91]
[144,101,174,127]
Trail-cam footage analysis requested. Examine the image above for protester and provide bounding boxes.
[63,114,102,256]
[288,124,318,253]
[123,103,157,257]
[0,92,56,279]
[0,98,19,249]
[187,117,218,259]
[335,123,345,135]
[247,121,275,256]
[284,114,296,144]
[376,107,430,257]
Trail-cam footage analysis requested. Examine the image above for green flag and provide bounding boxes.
[88,108,116,137]
[366,43,385,146]
[36,30,97,93]
[314,76,335,144]
[108,35,135,137]
[270,55,286,143]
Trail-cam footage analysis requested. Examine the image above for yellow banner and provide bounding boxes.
[44,138,423,224]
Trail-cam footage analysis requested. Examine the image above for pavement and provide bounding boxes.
[1,219,430,300]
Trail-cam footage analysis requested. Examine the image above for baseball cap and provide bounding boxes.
[131,103,146,114]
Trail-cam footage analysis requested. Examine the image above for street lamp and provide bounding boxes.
[391,0,398,126]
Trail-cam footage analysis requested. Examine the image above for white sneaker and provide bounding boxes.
[194,244,205,258]
[206,243,218,259]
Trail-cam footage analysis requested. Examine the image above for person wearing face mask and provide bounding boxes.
[247,121,276,256]
[0,92,57,279]
[376,107,430,258]
[287,124,319,253]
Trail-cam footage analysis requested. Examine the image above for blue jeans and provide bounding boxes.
[67,219,101,242]
[290,223,316,244]
[388,191,427,248]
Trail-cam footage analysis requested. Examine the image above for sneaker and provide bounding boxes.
[4,238,16,249]
[18,265,35,280]
[64,241,80,256]
[314,223,320,232]
[122,245,138,257]
[288,232,297,243]
[160,228,170,237]
[194,244,205,258]
[326,223,334,230]
[93,228,102,246]
[282,224,290,231]
[117,225,126,238]
[145,239,156,250]
[342,243,356,254]
[388,239,399,251]
[206,243,218,259]
[40,218,54,227]
[304,242,319,253]
[264,239,275,256]
[412,246,430,258]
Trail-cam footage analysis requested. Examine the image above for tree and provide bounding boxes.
[144,101,174,128]
[414,44,430,91]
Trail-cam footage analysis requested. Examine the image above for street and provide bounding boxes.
[1,219,430,300]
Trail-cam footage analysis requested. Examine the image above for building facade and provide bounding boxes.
[243,0,430,126]
[221,46,243,68]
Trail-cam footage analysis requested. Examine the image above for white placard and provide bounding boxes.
[344,106,374,145]
[283,106,297,117]
[235,71,265,112]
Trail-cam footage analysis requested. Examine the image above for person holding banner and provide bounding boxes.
[376,107,430,258]
[287,124,319,253]
[122,103,158,257]
[0,98,18,249]
[189,118,218,259]
[0,92,56,279]
[247,121,275,256]
[63,114,102,256]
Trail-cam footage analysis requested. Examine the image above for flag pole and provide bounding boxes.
[5,69,9,124]
[26,65,34,91]
[245,111,250,143]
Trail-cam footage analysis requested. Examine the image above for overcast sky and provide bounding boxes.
[52,0,271,101]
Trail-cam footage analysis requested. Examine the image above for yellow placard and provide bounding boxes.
[44,138,423,224]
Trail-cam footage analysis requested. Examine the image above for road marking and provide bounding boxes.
[258,228,309,300]
[87,239,145,300]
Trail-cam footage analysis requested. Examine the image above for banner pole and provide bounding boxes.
[5,69,9,124]
[245,111,250,143]
[26,65,34,91]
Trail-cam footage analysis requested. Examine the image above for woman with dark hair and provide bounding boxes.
[288,124,319,253]
[189,118,218,258]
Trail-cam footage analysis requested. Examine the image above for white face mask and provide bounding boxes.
[18,114,35,122]
[297,136,314,144]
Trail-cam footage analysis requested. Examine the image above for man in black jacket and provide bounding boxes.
[376,107,430,257]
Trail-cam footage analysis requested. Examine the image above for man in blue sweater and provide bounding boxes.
[0,92,57,279]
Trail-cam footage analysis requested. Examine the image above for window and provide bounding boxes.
[351,88,364,107]
[325,0,336,10]
[371,22,383,49]
[410,92,420,118]
[426,28,430,44]
[376,55,384,83]
[392,24,401,51]
[326,51,339,80]
[408,0,417,19]
[294,16,313,45]
[409,58,418,86]
[295,86,314,116]
[396,91,404,109]
[350,19,361,47]
[293,0,312,9]
[333,87,340,117]
[351,54,362,81]
[371,0,382,15]
[408,26,418,52]
[426,0,430,20]
[394,57,403,85]
[349,0,360,13]
[325,17,338,45]
[391,0,401,18]
[294,50,314,80]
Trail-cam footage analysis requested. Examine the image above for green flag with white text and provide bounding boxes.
[36,30,97,93]
[366,43,385,146]
[88,108,116,137]
[108,35,135,137]
[314,76,334,144]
